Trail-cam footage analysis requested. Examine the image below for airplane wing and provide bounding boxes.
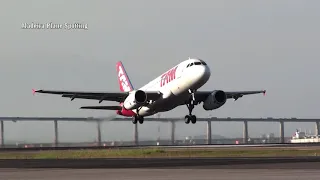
[33,89,162,103]
[224,90,266,100]
[195,90,266,103]
[80,106,122,110]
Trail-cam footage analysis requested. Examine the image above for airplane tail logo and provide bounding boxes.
[116,61,134,92]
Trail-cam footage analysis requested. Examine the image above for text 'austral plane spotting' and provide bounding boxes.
[33,58,266,124]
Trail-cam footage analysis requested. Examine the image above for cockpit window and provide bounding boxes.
[186,61,206,68]
[198,59,207,65]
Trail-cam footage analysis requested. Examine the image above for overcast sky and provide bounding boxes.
[0,0,319,143]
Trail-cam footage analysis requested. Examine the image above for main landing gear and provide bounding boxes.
[185,104,196,124]
[185,89,197,124]
[132,107,144,124]
[132,115,144,124]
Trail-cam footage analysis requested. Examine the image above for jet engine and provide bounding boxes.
[202,90,227,110]
[123,90,147,110]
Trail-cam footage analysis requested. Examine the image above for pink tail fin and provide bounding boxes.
[116,61,134,92]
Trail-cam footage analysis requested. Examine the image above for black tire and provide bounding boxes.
[185,115,190,124]
[191,115,197,124]
[138,117,144,124]
[132,116,137,124]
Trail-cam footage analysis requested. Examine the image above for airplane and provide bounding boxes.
[33,58,266,125]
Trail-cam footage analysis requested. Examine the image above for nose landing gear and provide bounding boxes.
[185,89,197,124]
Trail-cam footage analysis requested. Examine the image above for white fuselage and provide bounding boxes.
[133,58,211,116]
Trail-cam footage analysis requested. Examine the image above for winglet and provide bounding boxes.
[32,89,37,95]
[263,90,266,96]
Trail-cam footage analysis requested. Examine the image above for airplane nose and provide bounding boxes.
[204,66,211,79]
[194,65,210,83]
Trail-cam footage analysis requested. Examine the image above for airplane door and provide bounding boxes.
[171,66,185,95]
[177,66,184,79]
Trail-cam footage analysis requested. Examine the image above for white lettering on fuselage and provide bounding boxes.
[118,66,131,92]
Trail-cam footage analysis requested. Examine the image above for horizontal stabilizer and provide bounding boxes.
[80,106,122,110]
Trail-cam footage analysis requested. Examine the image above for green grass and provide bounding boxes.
[1,148,320,159]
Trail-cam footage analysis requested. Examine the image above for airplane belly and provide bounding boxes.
[142,87,185,114]
[150,93,188,112]
[137,106,154,116]
[138,75,193,117]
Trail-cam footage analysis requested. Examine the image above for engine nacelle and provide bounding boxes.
[123,90,147,110]
[203,90,227,110]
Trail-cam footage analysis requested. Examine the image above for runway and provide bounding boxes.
[1,157,320,168]
[1,143,320,152]
[2,167,320,180]
[1,145,320,179]
[1,156,320,179]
